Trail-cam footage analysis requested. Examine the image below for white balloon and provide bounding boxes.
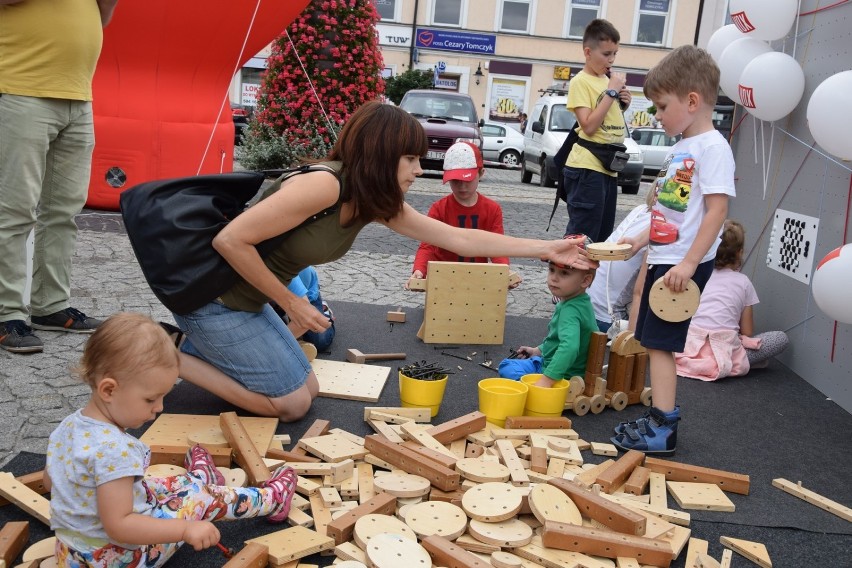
[807,71,852,161]
[738,52,804,121]
[707,24,745,63]
[718,38,772,101]
[728,0,798,41]
[812,244,852,325]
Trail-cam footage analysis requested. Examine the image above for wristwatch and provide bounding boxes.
[605,89,619,99]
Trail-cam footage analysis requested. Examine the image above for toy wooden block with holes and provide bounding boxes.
[410,261,520,345]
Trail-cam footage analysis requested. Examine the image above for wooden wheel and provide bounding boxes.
[640,387,653,406]
[610,391,628,411]
[568,376,585,396]
[572,396,591,416]
[589,394,607,414]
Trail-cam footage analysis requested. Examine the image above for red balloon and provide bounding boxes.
[87,0,310,209]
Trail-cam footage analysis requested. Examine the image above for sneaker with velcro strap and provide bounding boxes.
[0,320,44,353]
[611,406,680,456]
[30,307,103,333]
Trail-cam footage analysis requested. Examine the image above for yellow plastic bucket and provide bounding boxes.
[521,374,570,417]
[399,372,448,417]
[478,378,529,427]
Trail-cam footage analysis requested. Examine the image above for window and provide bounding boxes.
[374,0,399,21]
[635,0,671,46]
[433,0,463,27]
[499,0,531,33]
[566,0,600,38]
[482,124,506,137]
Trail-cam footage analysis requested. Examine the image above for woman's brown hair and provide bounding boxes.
[715,219,745,269]
[327,101,428,226]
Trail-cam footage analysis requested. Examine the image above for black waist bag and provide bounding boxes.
[577,138,629,173]
[119,165,337,315]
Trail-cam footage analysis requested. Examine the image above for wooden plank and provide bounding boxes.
[421,534,491,568]
[140,413,277,456]
[290,420,331,457]
[602,493,691,526]
[311,358,391,402]
[400,422,458,459]
[245,526,333,565]
[265,448,320,463]
[325,492,397,545]
[427,411,488,444]
[221,542,268,568]
[624,465,650,496]
[493,428,578,440]
[719,537,772,568]
[149,444,231,468]
[363,434,460,491]
[356,462,375,504]
[685,538,709,568]
[0,521,28,566]
[289,460,354,485]
[0,473,50,525]
[503,416,573,430]
[541,521,672,567]
[667,482,735,512]
[513,536,610,568]
[297,434,367,463]
[649,471,667,508]
[363,407,431,422]
[308,493,333,546]
[547,477,646,536]
[575,460,615,488]
[219,412,270,485]
[772,478,852,522]
[401,441,458,470]
[367,418,406,443]
[495,439,531,487]
[695,553,722,568]
[0,472,46,507]
[596,449,644,494]
[644,457,750,495]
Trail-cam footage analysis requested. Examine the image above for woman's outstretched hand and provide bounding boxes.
[545,237,599,270]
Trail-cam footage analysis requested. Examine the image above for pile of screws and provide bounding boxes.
[399,361,453,381]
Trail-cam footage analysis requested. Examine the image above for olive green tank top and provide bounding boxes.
[218,164,368,313]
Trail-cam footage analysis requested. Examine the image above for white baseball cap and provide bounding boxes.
[442,142,483,183]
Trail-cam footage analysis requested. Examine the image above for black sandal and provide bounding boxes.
[158,321,185,348]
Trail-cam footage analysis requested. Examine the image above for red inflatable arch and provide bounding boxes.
[86,0,310,210]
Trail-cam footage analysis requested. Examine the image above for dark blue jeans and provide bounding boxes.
[562,166,618,243]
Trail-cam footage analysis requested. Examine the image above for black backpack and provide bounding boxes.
[546,121,579,231]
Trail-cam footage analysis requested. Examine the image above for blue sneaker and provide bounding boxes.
[611,407,679,456]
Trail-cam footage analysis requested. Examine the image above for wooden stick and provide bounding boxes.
[219,412,270,485]
[644,457,750,495]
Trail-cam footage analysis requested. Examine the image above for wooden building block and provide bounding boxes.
[0,472,47,507]
[421,261,510,344]
[541,521,672,567]
[583,332,608,396]
[387,309,406,323]
[596,450,644,494]
[530,447,548,474]
[363,435,460,491]
[495,439,531,486]
[246,526,334,565]
[318,487,342,508]
[616,558,641,568]
[141,413,277,456]
[308,493,333,545]
[624,465,650,496]
[667,482,735,512]
[719,537,771,568]
[695,553,722,568]
[649,471,667,508]
[602,494,691,526]
[219,412,270,485]
[295,476,321,497]
[772,478,852,522]
[427,412,488,444]
[149,444,231,467]
[265,448,320,463]
[0,521,28,566]
[720,548,733,568]
[367,418,405,443]
[324,492,397,545]
[504,416,572,430]
[289,460,354,485]
[547,478,646,536]
[221,542,268,568]
[454,533,500,555]
[400,422,458,459]
[0,473,50,526]
[685,538,709,567]
[286,507,313,528]
[311,359,390,402]
[334,541,368,563]
[401,441,458,470]
[298,434,367,462]
[644,457,750,495]
[421,534,490,568]
[590,442,618,457]
[514,535,612,568]
[363,407,431,422]
[574,460,615,488]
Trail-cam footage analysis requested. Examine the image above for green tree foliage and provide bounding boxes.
[238,0,385,170]
[384,68,435,105]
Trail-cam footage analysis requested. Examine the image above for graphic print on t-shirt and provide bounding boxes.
[649,152,695,246]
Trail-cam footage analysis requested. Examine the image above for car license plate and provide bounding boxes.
[426,151,445,160]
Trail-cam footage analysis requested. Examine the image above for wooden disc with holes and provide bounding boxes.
[353,513,417,549]
[491,551,525,568]
[187,426,229,447]
[365,532,431,568]
[455,458,511,483]
[217,467,248,487]
[22,537,56,562]
[461,482,522,522]
[586,242,632,261]
[648,277,700,322]
[528,484,582,526]
[144,464,186,478]
[547,437,573,452]
[373,472,431,498]
[403,501,468,540]
[468,517,533,547]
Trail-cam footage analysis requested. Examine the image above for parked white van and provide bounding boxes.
[522,90,644,194]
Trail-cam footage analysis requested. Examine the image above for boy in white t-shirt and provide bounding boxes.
[612,46,735,456]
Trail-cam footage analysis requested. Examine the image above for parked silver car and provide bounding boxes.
[631,127,680,177]
[481,121,525,167]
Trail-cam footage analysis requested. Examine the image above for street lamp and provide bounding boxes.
[474,62,484,85]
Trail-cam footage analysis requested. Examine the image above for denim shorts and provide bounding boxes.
[173,301,311,398]
[634,260,714,352]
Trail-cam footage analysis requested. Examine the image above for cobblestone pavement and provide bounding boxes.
[0,166,650,467]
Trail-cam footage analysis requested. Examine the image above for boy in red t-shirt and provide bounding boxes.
[406,142,520,289]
